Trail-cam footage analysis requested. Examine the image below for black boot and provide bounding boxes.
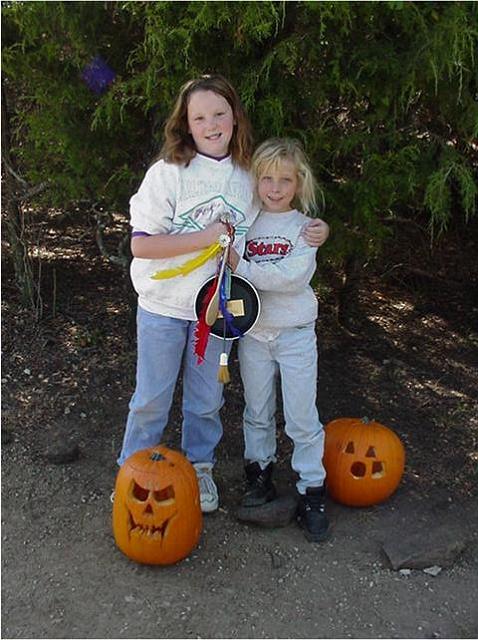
[241,462,277,507]
[297,486,330,542]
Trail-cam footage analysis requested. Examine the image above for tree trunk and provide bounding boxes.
[337,253,363,330]
[2,85,39,315]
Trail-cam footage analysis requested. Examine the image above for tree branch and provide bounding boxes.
[93,206,130,269]
[2,157,50,201]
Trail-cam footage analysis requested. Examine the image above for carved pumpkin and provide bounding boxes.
[112,446,202,565]
[324,417,405,507]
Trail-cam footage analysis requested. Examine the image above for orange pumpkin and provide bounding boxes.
[324,417,405,507]
[112,446,202,565]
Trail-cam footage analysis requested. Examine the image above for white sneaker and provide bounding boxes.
[193,463,219,513]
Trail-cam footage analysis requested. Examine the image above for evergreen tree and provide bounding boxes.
[2,1,477,313]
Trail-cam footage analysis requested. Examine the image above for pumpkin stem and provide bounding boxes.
[362,416,371,424]
[150,452,165,461]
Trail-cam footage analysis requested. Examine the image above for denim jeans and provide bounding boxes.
[238,323,326,494]
[118,306,231,466]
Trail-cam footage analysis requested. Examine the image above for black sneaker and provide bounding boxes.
[241,461,277,507]
[297,486,330,542]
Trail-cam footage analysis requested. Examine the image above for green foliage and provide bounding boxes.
[2,0,477,257]
[425,148,477,236]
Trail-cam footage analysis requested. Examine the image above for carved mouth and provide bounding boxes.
[128,514,171,541]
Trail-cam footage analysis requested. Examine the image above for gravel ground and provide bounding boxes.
[2,210,477,638]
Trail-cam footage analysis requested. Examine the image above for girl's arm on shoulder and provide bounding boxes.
[131,222,228,259]
[302,218,330,247]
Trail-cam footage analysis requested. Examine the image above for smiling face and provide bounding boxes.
[187,89,235,158]
[257,158,299,213]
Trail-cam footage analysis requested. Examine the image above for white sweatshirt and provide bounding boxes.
[235,209,318,338]
[129,153,256,319]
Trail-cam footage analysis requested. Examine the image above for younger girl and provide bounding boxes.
[228,138,329,541]
[118,76,329,514]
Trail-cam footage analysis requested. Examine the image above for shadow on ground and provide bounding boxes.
[2,210,477,638]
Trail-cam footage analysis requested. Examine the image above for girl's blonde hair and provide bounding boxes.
[159,74,253,170]
[252,138,321,215]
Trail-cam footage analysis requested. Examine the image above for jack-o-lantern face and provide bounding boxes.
[323,418,405,507]
[126,478,177,543]
[344,441,385,480]
[112,447,202,565]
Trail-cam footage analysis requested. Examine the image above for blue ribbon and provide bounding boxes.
[219,273,243,338]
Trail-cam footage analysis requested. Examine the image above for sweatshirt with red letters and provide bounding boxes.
[235,209,318,336]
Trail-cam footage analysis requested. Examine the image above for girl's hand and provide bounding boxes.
[203,221,229,245]
[227,247,240,272]
[303,218,330,247]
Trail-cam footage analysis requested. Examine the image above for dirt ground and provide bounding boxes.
[2,209,478,639]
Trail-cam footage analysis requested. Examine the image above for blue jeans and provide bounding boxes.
[238,324,326,494]
[118,306,231,466]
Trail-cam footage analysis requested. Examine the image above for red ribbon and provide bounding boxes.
[193,276,218,363]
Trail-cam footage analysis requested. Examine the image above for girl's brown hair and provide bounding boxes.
[159,74,253,170]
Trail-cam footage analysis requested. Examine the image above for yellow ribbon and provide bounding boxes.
[150,242,222,280]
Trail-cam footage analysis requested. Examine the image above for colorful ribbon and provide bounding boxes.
[218,276,243,339]
[193,276,218,364]
[150,242,222,280]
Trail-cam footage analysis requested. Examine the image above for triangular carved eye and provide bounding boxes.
[345,441,355,454]
[366,446,376,458]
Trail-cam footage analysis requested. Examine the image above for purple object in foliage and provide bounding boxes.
[81,56,116,94]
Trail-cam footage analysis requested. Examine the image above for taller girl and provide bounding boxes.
[118,75,329,513]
